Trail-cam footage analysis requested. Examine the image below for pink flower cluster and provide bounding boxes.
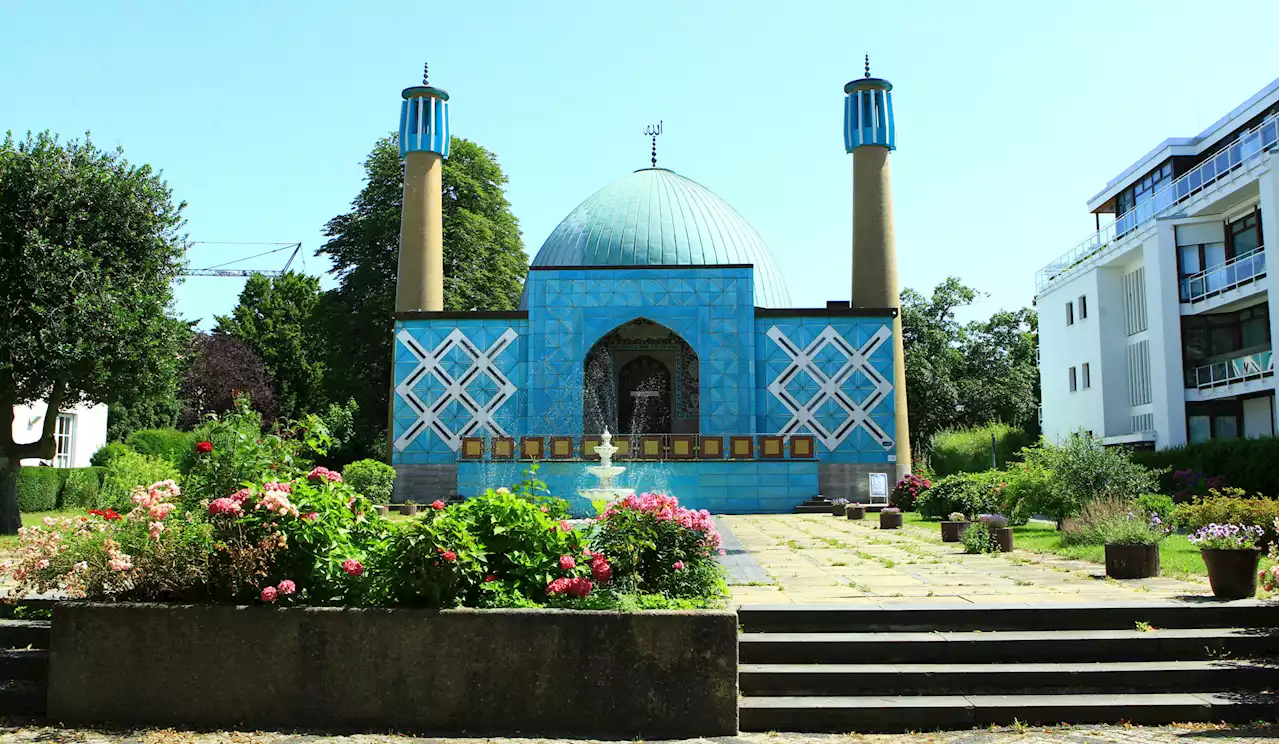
[307,466,343,483]
[257,487,299,518]
[546,576,593,598]
[600,492,723,552]
[260,578,298,603]
[208,497,243,517]
[104,538,132,572]
[342,559,364,577]
[130,480,179,541]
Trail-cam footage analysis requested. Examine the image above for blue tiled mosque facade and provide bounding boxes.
[392,167,899,514]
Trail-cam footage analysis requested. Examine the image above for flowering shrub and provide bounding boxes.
[890,473,931,512]
[977,513,1008,529]
[1261,522,1278,593]
[1188,523,1266,551]
[881,507,901,515]
[915,471,1006,521]
[947,512,967,523]
[961,522,997,554]
[591,493,726,599]
[1063,497,1169,547]
[1174,491,1278,548]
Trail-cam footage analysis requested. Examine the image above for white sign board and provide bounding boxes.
[868,472,889,504]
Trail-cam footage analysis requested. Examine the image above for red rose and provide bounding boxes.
[430,500,446,510]
[442,551,457,562]
[484,575,497,582]
[195,441,213,454]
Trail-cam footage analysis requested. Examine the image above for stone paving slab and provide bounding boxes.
[723,514,1210,606]
[0,722,1271,744]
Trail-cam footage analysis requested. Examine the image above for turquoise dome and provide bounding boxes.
[528,168,792,308]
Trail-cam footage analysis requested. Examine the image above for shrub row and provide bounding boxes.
[1132,436,1278,500]
[17,467,107,512]
[928,423,1030,477]
[915,470,1008,520]
[1174,491,1279,548]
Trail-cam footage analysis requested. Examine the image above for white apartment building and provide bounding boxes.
[1037,79,1278,449]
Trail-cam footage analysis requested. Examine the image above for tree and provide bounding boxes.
[215,271,326,420]
[900,277,1040,458]
[318,134,527,456]
[0,132,188,533]
[177,334,278,427]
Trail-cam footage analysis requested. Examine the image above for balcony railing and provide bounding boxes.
[1183,248,1267,303]
[1037,114,1279,294]
[1192,350,1275,389]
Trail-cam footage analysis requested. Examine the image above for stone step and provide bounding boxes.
[739,600,1280,633]
[738,692,1278,732]
[739,660,1278,696]
[0,678,46,718]
[793,504,836,514]
[738,628,1277,664]
[0,649,48,683]
[0,619,50,650]
[0,600,56,619]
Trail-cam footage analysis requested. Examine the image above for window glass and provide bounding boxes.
[1213,415,1239,440]
[1078,295,1087,320]
[54,413,75,468]
[1229,212,1260,256]
[1189,416,1212,444]
[1068,367,1077,392]
[1082,362,1091,389]
[1242,308,1269,348]
[1065,302,1074,325]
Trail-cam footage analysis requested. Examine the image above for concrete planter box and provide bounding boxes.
[879,512,903,529]
[831,502,849,516]
[399,502,419,516]
[992,526,1014,552]
[940,520,966,542]
[1104,542,1160,579]
[48,603,738,738]
[845,504,866,520]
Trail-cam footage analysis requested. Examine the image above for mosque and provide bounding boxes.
[389,62,911,514]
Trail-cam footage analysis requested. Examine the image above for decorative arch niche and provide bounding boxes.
[582,318,699,435]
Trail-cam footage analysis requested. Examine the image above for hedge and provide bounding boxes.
[59,467,106,508]
[17,468,62,512]
[342,459,396,504]
[90,442,134,468]
[915,470,1008,520]
[1174,493,1279,548]
[97,451,180,511]
[928,423,1031,477]
[124,429,197,467]
[1132,437,1278,500]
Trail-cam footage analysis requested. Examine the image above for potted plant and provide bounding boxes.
[978,514,1013,552]
[373,504,390,517]
[845,501,866,520]
[830,497,851,516]
[1190,523,1266,599]
[879,507,903,529]
[1099,511,1166,579]
[399,501,419,517]
[941,511,967,542]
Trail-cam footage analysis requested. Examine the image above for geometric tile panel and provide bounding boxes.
[757,317,897,462]
[394,325,522,455]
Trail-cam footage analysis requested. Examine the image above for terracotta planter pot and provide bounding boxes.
[399,503,418,517]
[831,502,848,516]
[845,505,865,520]
[879,512,903,529]
[1104,542,1160,579]
[941,521,966,543]
[991,527,1014,552]
[1201,548,1262,599]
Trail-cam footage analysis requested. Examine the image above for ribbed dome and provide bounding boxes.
[528,168,792,308]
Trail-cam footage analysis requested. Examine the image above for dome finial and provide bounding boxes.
[644,120,663,168]
[864,54,870,78]
[422,62,429,86]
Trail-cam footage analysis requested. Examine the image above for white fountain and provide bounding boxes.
[579,428,636,503]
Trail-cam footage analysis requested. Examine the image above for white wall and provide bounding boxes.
[1259,156,1279,427]
[12,400,109,468]
[1143,224,1187,448]
[1243,395,1275,438]
[1037,270,1105,442]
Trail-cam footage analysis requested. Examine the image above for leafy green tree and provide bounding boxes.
[318,135,527,456]
[900,277,1040,457]
[1020,433,1160,526]
[215,271,326,420]
[0,132,187,533]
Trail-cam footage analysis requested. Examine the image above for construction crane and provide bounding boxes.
[181,242,302,278]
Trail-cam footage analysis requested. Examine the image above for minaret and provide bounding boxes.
[844,56,911,477]
[396,63,451,312]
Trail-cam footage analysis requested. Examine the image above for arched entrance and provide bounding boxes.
[617,356,672,435]
[582,318,699,435]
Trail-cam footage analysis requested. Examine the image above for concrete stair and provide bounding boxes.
[738,601,1278,732]
[0,604,52,718]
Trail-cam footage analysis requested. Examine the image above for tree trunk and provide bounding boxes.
[0,459,21,535]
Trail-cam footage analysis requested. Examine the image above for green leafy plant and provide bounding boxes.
[124,428,197,467]
[890,474,931,512]
[1133,437,1278,500]
[929,423,1030,477]
[961,522,997,554]
[58,468,104,508]
[341,459,396,504]
[1175,491,1278,548]
[90,442,134,468]
[916,470,1007,520]
[1019,434,1160,526]
[16,468,61,512]
[96,452,180,511]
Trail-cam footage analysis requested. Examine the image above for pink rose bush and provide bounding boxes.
[591,492,726,600]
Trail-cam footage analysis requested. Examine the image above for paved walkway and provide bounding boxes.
[721,514,1210,606]
[0,723,1271,744]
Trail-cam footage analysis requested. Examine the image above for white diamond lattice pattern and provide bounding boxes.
[766,324,894,451]
[394,328,518,452]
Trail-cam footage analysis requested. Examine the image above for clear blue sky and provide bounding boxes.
[4,1,1277,328]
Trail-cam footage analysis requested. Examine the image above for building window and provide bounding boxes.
[1181,304,1273,386]
[1081,362,1091,389]
[54,413,75,468]
[1078,295,1088,320]
[1068,366,1077,392]
[1228,210,1261,258]
[1065,302,1074,326]
[1187,400,1244,443]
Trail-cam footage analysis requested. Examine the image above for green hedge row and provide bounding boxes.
[1132,436,1278,500]
[928,423,1031,478]
[17,467,107,512]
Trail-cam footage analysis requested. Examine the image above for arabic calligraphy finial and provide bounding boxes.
[644,121,663,167]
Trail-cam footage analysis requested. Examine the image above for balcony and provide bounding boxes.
[1183,248,1267,305]
[1037,114,1278,295]
[1191,350,1274,390]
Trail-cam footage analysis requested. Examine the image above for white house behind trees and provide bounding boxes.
[11,401,108,469]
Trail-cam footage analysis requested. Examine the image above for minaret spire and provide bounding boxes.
[864,54,870,78]
[395,62,451,313]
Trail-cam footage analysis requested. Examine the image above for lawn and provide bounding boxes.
[1011,520,1215,578]
[0,509,88,551]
